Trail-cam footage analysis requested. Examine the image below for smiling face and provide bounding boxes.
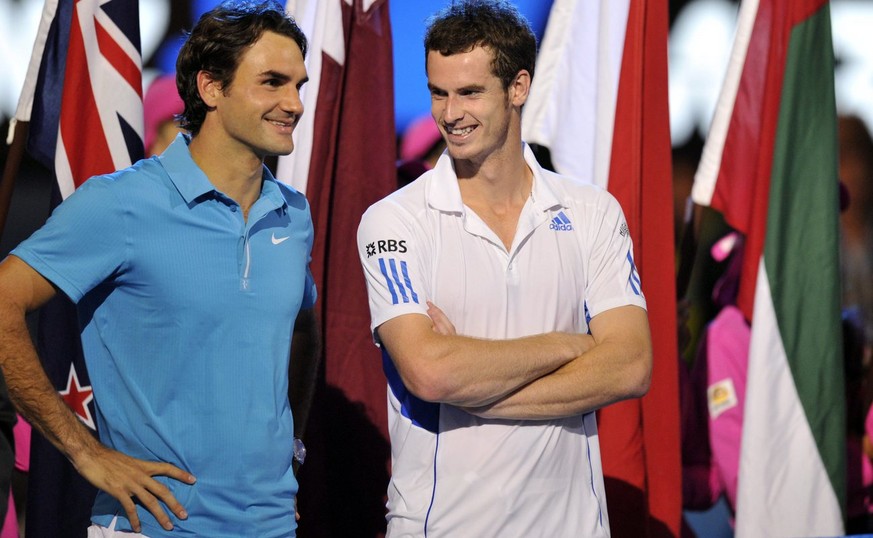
[201,31,308,160]
[426,46,527,168]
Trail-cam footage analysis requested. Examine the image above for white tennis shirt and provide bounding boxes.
[358,145,646,537]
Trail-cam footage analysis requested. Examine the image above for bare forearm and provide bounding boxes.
[0,257,193,531]
[381,317,591,407]
[0,304,99,466]
[464,339,651,420]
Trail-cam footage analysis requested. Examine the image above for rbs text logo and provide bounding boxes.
[366,240,407,258]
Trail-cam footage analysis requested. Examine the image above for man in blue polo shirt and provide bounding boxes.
[0,2,318,537]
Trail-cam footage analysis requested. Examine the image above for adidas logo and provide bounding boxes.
[549,211,573,231]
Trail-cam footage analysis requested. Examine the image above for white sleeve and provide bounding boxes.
[583,190,647,318]
[357,199,431,342]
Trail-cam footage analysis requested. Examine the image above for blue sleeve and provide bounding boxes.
[11,176,128,303]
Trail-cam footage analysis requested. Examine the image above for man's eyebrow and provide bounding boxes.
[258,70,307,82]
[259,70,290,80]
[427,82,486,93]
[459,83,486,92]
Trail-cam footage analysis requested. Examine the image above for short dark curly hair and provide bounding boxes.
[175,1,307,136]
[424,0,536,90]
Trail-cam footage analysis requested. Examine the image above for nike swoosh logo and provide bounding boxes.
[271,233,290,245]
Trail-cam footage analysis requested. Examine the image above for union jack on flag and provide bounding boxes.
[12,0,144,535]
[16,0,144,198]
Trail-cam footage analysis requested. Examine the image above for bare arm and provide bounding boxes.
[463,305,652,420]
[376,305,592,407]
[0,256,195,533]
[289,307,320,440]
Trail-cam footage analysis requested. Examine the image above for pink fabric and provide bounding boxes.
[705,305,750,512]
[399,115,441,161]
[0,494,16,538]
[12,417,29,472]
[0,416,29,538]
[143,74,184,152]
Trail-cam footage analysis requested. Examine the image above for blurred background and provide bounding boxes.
[0,1,871,537]
[2,0,873,253]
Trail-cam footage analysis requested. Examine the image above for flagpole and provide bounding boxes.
[0,121,29,241]
[675,199,699,300]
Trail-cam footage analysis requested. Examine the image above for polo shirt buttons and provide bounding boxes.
[506,260,520,286]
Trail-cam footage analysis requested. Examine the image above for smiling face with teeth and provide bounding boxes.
[426,45,528,170]
[203,31,308,161]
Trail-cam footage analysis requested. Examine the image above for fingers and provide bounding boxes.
[140,462,194,524]
[100,474,171,532]
[77,448,195,533]
[151,461,197,486]
[426,301,456,336]
[118,493,143,533]
[131,481,173,531]
[102,463,191,532]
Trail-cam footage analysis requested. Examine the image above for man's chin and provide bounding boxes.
[270,142,295,157]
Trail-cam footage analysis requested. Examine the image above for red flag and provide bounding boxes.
[522,0,680,535]
[13,0,143,535]
[607,2,680,536]
[279,1,396,535]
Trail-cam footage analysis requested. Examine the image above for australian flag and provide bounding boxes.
[14,0,144,535]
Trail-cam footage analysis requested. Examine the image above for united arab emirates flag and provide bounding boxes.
[692,0,845,536]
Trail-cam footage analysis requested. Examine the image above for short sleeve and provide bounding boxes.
[11,176,128,303]
[357,199,430,339]
[583,190,647,318]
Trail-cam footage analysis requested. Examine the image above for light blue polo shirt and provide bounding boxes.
[13,135,316,537]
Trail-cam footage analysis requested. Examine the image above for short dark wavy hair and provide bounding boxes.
[424,0,536,90]
[175,1,307,136]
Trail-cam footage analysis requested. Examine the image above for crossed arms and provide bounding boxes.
[376,301,652,420]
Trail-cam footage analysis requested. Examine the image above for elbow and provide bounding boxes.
[391,351,457,403]
[401,368,456,403]
[627,348,653,399]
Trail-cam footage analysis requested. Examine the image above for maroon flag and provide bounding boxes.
[279,1,396,535]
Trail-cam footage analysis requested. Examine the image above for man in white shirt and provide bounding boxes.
[357,1,652,536]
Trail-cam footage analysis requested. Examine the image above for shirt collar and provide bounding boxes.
[159,134,214,204]
[158,133,287,211]
[426,143,566,213]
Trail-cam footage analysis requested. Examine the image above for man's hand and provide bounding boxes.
[74,443,196,532]
[427,301,456,336]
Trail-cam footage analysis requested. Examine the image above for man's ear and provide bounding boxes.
[509,69,531,107]
[197,70,221,108]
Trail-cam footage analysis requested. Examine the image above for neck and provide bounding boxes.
[188,131,265,214]
[456,142,531,207]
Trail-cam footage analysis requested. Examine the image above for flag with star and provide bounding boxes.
[13,0,144,535]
